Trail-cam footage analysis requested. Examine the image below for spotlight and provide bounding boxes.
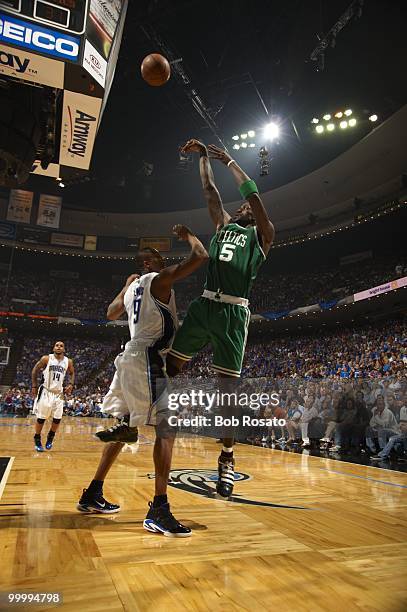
[348,118,357,127]
[326,123,335,131]
[316,125,324,133]
[249,143,256,148]
[311,118,319,124]
[241,133,247,139]
[59,182,65,188]
[344,109,352,116]
[335,111,343,118]
[232,144,240,150]
[339,120,348,129]
[369,114,378,122]
[232,135,239,140]
[241,142,248,148]
[247,130,256,137]
[263,122,279,140]
[323,114,331,121]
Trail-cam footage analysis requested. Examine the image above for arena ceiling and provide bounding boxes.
[29,0,407,214]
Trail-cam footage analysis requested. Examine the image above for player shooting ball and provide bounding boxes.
[166,139,275,498]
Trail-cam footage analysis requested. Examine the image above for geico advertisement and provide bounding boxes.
[59,90,102,170]
[0,12,80,61]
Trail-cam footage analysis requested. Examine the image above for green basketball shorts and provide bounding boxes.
[168,297,250,377]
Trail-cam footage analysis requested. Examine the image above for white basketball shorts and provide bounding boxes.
[33,386,64,420]
[101,346,167,427]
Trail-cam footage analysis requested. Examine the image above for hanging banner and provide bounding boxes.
[84,235,97,251]
[59,89,102,170]
[51,232,84,248]
[87,0,124,60]
[7,189,33,223]
[37,194,62,229]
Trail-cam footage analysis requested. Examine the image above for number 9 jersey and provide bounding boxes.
[123,272,178,351]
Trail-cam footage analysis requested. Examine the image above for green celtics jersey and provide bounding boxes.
[205,222,266,299]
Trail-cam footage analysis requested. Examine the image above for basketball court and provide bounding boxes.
[1,417,406,611]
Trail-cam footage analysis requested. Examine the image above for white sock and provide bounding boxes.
[222,445,233,454]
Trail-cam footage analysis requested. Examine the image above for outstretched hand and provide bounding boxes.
[180,139,207,155]
[208,144,233,165]
[173,224,194,241]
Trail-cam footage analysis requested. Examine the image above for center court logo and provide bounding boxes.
[150,469,307,509]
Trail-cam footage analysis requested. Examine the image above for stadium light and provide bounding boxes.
[369,114,378,122]
[59,182,65,188]
[323,114,331,120]
[241,133,247,139]
[327,123,335,131]
[249,143,256,148]
[311,118,319,124]
[316,125,324,133]
[232,135,239,140]
[263,122,279,140]
[232,144,240,150]
[348,118,357,127]
[247,130,256,137]
[344,109,352,116]
[241,142,248,148]
[339,120,348,129]
[335,111,343,118]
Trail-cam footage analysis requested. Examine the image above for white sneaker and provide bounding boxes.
[329,445,341,453]
[301,439,310,447]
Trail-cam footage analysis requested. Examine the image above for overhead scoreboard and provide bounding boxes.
[0,0,128,178]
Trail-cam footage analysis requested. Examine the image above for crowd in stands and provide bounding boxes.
[0,272,57,314]
[1,255,405,319]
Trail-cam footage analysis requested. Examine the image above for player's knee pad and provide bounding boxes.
[52,418,61,424]
[36,418,45,424]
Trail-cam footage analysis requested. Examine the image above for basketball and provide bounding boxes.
[273,407,287,419]
[141,53,171,86]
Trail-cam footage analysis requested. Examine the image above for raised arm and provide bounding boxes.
[65,359,75,396]
[181,139,230,230]
[208,144,275,255]
[107,273,140,320]
[31,355,49,398]
[151,224,208,303]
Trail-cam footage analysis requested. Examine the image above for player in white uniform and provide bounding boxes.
[77,224,208,537]
[31,341,75,452]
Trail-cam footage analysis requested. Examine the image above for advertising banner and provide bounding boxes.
[59,90,102,170]
[0,220,16,240]
[17,225,50,244]
[0,43,65,87]
[82,38,107,87]
[51,232,84,248]
[84,235,97,251]
[37,194,62,228]
[139,237,172,252]
[87,0,124,60]
[354,277,407,302]
[7,189,33,223]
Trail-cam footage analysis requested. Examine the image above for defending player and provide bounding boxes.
[77,224,208,537]
[31,341,74,452]
[166,140,275,498]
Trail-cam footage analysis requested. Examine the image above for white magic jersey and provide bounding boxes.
[123,272,178,350]
[42,354,69,392]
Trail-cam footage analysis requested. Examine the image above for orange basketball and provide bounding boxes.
[141,53,171,86]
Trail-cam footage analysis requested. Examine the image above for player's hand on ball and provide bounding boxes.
[208,144,233,165]
[173,224,194,241]
[180,139,207,155]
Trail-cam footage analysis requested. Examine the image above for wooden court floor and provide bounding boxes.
[0,416,406,612]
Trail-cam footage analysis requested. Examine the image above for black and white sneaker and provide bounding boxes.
[143,502,191,537]
[216,455,235,498]
[77,488,120,514]
[94,422,139,443]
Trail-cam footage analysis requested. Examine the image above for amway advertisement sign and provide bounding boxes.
[0,12,80,61]
[0,43,64,87]
[59,90,102,170]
